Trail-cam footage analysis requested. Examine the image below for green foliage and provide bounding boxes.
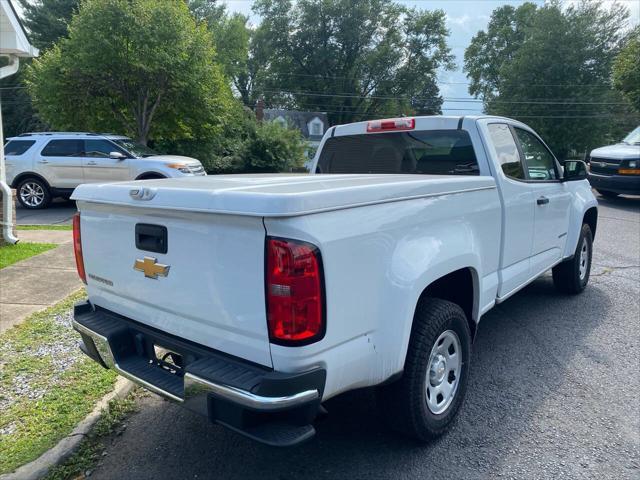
[0,1,78,138]
[613,27,640,113]
[237,119,307,173]
[17,0,79,51]
[0,290,117,475]
[157,109,307,174]
[464,1,636,158]
[251,0,454,125]
[0,242,57,269]
[25,0,235,145]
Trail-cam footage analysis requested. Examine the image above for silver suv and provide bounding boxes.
[4,132,206,209]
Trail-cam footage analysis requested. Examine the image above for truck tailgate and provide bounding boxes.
[76,202,272,367]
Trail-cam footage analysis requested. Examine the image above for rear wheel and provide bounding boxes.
[376,298,471,441]
[552,223,593,294]
[596,189,619,198]
[17,177,51,209]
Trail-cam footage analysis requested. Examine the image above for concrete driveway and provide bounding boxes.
[16,198,77,225]
[81,194,640,480]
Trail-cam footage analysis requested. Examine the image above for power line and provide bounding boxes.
[258,89,631,105]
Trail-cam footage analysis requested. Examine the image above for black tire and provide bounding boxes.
[376,298,472,442]
[552,223,593,294]
[16,177,52,209]
[596,189,619,198]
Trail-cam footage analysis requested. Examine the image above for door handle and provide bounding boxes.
[86,161,98,166]
[37,159,48,164]
[537,196,549,205]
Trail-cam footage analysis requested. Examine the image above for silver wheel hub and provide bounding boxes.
[579,237,589,281]
[19,182,45,207]
[426,330,462,415]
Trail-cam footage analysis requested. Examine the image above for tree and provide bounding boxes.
[464,1,636,158]
[251,0,454,125]
[17,0,79,51]
[613,27,640,113]
[26,0,235,145]
[1,0,79,138]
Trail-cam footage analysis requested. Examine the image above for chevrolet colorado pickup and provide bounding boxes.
[71,116,597,446]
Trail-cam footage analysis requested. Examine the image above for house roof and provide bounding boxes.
[1,0,39,57]
[263,109,329,140]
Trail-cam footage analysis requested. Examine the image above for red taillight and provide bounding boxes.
[266,237,324,345]
[72,213,87,284]
[366,117,415,133]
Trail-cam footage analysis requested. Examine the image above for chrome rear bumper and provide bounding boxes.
[73,301,325,446]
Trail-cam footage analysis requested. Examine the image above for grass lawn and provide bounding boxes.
[0,290,117,476]
[17,225,73,231]
[0,242,58,269]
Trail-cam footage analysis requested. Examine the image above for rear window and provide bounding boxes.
[4,140,36,156]
[316,130,479,175]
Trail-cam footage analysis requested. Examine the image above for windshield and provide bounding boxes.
[316,130,479,175]
[112,139,159,157]
[622,126,640,145]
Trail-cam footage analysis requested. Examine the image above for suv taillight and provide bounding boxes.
[266,237,324,345]
[72,213,87,284]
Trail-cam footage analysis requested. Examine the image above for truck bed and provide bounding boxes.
[72,174,497,217]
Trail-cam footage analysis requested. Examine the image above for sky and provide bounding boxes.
[222,0,640,115]
[13,0,640,115]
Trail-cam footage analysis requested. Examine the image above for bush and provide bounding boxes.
[156,109,307,174]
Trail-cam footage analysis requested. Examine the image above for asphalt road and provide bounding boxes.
[15,198,76,225]
[58,194,640,479]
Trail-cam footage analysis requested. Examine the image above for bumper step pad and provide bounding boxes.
[73,301,325,446]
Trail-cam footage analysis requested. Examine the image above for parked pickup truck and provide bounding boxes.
[71,116,597,446]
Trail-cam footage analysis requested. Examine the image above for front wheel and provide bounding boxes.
[376,298,471,442]
[17,177,52,209]
[552,223,593,294]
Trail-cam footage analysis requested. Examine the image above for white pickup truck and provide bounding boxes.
[71,116,597,446]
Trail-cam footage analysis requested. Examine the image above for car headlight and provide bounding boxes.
[628,160,638,168]
[166,163,192,174]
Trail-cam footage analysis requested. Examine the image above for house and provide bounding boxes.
[255,100,330,165]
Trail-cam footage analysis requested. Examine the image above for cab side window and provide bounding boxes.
[487,123,525,180]
[513,128,558,181]
[84,140,124,158]
[41,139,83,157]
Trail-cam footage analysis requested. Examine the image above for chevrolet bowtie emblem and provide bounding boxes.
[134,257,170,279]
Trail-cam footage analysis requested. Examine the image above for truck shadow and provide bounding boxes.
[96,274,619,479]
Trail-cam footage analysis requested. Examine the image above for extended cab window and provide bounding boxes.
[41,139,84,157]
[4,140,35,156]
[317,130,478,175]
[487,123,525,180]
[514,128,558,181]
[84,139,126,158]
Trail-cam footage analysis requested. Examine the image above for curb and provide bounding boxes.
[0,377,136,480]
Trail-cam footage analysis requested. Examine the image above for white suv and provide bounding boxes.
[4,132,206,209]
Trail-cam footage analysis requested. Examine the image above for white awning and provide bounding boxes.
[0,0,39,57]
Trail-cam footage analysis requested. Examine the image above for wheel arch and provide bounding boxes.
[10,171,51,190]
[583,207,598,240]
[135,172,167,180]
[416,267,479,341]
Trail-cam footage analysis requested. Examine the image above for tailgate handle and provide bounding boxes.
[135,224,168,254]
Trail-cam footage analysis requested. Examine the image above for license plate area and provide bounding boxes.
[153,344,183,374]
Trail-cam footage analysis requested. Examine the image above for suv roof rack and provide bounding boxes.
[17,132,101,137]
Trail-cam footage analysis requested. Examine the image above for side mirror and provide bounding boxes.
[109,151,127,160]
[563,160,588,181]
